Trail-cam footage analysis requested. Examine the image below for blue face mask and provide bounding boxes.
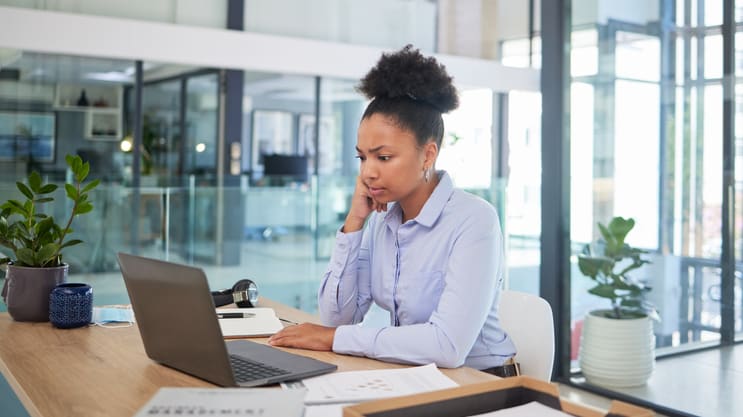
[91,307,135,327]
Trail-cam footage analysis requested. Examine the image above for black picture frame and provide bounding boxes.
[0,111,56,162]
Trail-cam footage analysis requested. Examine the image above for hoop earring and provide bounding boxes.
[424,168,430,182]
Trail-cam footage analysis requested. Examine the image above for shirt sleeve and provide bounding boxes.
[317,223,374,326]
[332,209,503,368]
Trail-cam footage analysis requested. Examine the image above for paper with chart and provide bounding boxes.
[300,363,458,405]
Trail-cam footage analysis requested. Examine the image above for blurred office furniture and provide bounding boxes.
[499,290,555,380]
[261,153,308,186]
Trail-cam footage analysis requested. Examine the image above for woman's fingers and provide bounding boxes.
[268,323,336,351]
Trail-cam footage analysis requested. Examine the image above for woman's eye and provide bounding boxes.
[355,155,366,162]
[379,155,391,161]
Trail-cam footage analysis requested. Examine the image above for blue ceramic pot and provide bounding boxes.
[49,283,93,329]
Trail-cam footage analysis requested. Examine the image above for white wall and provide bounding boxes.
[244,0,436,51]
[0,6,539,93]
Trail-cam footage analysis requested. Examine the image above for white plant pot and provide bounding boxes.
[578,310,655,387]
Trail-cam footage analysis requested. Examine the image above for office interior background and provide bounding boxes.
[0,1,741,416]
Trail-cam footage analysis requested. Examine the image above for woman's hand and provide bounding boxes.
[267,323,336,351]
[344,175,386,232]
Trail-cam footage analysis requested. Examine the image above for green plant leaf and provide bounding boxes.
[28,171,42,193]
[36,243,59,265]
[65,184,78,200]
[60,239,82,249]
[16,182,34,200]
[16,248,36,266]
[67,154,82,174]
[82,178,100,193]
[578,255,613,279]
[76,161,90,183]
[608,216,634,239]
[39,184,58,194]
[35,217,53,236]
[34,197,54,204]
[4,199,25,214]
[77,202,94,214]
[588,284,617,300]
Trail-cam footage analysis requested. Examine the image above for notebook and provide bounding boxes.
[117,252,337,387]
[217,307,284,338]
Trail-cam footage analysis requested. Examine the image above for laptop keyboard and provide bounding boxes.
[229,354,291,383]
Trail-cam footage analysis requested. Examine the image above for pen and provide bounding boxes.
[217,312,255,319]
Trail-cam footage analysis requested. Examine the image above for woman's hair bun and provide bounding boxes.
[357,45,458,113]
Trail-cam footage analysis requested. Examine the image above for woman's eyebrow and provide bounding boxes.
[355,145,387,154]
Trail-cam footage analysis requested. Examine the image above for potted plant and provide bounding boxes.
[0,154,99,322]
[577,216,658,387]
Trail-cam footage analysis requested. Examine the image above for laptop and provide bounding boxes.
[117,252,337,387]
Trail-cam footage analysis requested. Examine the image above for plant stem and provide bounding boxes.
[49,181,80,266]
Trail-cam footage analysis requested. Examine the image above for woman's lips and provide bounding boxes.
[368,187,385,197]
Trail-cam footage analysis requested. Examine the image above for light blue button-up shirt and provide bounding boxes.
[319,171,516,370]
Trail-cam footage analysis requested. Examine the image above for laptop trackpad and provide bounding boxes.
[226,339,337,380]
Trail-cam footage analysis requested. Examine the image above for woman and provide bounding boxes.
[269,45,516,373]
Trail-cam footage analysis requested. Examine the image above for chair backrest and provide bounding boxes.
[498,290,555,380]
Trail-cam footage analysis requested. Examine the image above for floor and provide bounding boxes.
[1,237,741,417]
[578,344,743,417]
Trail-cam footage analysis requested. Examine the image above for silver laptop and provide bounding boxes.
[117,252,337,387]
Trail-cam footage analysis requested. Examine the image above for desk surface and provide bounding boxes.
[0,298,495,417]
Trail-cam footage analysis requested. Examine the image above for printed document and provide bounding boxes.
[298,363,458,405]
[133,387,305,417]
[216,307,283,337]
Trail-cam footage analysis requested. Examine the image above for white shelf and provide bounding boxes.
[54,84,123,140]
[85,110,121,140]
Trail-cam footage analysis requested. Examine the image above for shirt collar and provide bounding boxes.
[383,170,453,228]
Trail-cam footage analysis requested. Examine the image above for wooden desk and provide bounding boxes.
[0,299,496,417]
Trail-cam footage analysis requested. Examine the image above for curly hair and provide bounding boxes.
[357,45,459,148]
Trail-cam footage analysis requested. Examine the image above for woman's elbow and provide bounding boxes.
[430,345,467,368]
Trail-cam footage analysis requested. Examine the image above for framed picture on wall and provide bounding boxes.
[0,111,55,162]
[298,113,336,174]
[251,110,294,172]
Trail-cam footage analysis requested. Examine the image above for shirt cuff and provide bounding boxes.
[328,227,363,271]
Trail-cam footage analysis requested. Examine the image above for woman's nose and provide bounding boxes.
[361,160,378,180]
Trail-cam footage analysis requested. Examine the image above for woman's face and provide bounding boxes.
[356,113,435,206]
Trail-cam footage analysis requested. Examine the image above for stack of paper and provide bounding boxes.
[217,307,284,338]
[133,387,305,417]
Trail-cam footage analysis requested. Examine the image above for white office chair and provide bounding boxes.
[498,290,555,380]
